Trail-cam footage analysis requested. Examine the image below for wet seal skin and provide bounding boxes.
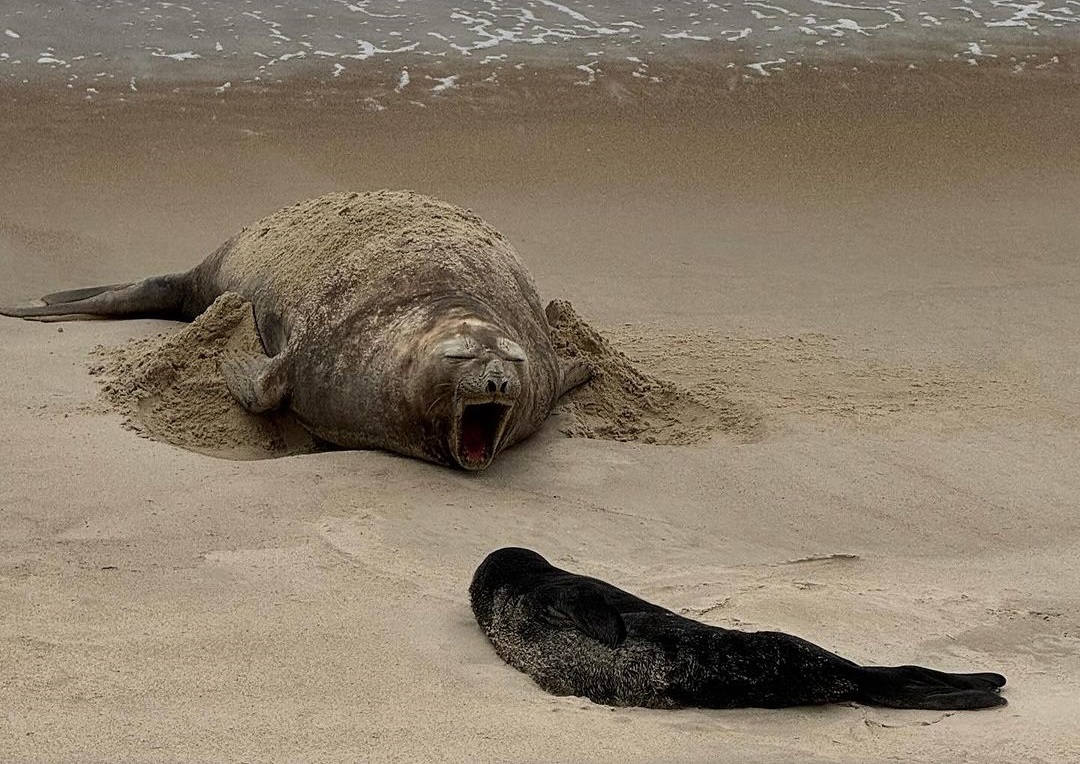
[1,191,591,469]
[470,548,1008,710]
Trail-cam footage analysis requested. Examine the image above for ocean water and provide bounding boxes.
[1,0,1076,99]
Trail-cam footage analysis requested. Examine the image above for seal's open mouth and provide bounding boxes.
[454,402,512,470]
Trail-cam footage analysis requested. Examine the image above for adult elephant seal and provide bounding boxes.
[1,191,591,470]
[470,548,1008,710]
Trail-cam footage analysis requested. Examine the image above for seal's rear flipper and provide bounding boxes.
[857,665,1007,710]
[41,283,136,305]
[0,275,187,321]
[220,351,289,414]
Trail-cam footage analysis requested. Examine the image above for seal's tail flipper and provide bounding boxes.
[41,283,136,305]
[0,275,187,321]
[856,665,1007,710]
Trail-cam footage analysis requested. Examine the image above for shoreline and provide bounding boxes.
[4,49,1079,116]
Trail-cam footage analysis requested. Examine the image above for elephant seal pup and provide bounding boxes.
[1,191,590,469]
[470,548,1007,710]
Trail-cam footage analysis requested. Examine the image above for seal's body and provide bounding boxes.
[470,548,1007,710]
[2,191,589,469]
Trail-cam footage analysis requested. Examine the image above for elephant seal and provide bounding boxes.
[1,191,590,470]
[470,548,1007,710]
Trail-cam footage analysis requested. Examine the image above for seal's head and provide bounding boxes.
[469,547,551,623]
[429,320,527,470]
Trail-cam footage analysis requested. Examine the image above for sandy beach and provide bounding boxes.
[2,6,1080,761]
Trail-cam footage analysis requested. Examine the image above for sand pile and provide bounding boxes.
[546,300,757,445]
[89,292,317,459]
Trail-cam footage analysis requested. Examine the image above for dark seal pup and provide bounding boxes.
[470,548,1007,710]
[1,191,590,470]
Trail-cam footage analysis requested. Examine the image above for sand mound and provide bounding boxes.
[546,300,758,445]
[90,292,318,460]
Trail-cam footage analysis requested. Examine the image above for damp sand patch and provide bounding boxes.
[89,292,318,459]
[88,295,752,460]
[546,300,760,445]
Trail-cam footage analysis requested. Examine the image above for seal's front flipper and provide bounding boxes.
[536,582,627,648]
[557,358,594,399]
[1,275,187,321]
[220,351,289,414]
[857,665,1007,710]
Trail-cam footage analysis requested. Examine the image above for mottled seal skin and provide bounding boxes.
[470,548,1008,710]
[1,191,590,469]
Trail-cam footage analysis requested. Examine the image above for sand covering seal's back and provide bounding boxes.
[208,190,543,329]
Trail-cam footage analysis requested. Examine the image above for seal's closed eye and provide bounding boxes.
[499,339,526,362]
[438,336,478,360]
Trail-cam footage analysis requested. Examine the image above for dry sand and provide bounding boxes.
[2,70,1080,763]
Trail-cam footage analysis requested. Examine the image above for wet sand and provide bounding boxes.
[2,65,1080,762]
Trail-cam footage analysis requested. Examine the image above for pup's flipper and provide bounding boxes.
[536,581,627,649]
[857,665,1007,710]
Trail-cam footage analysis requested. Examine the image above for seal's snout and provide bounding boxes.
[438,329,527,470]
[482,359,517,398]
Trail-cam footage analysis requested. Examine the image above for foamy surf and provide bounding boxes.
[1,0,1075,103]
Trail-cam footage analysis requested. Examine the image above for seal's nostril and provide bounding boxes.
[500,381,509,393]
[487,380,497,393]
